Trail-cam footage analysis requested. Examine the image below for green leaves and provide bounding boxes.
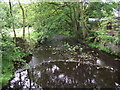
[86,2,116,19]
[1,30,28,87]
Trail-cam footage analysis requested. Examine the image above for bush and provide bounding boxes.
[1,31,26,87]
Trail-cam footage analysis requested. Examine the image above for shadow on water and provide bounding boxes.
[8,61,120,89]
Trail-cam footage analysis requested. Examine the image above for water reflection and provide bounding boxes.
[32,61,120,88]
[6,44,120,89]
[30,46,65,67]
[30,46,120,71]
[9,61,120,89]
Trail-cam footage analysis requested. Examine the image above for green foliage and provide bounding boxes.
[100,16,120,45]
[0,1,9,28]
[86,29,120,55]
[87,25,119,46]
[85,13,120,56]
[88,42,110,52]
[64,42,83,52]
[0,1,21,29]
[0,29,28,87]
[64,42,71,47]
[86,2,116,18]
[0,1,119,87]
[30,2,79,38]
[85,41,120,56]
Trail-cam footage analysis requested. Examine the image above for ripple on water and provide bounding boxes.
[8,61,120,89]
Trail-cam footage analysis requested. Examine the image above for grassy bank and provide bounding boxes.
[84,41,120,57]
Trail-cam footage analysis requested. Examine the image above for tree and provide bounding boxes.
[8,0,16,39]
[79,2,88,39]
[18,0,26,39]
[28,2,118,40]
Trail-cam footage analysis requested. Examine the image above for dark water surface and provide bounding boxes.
[6,44,120,89]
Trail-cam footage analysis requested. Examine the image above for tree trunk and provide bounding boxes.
[18,1,25,39]
[28,26,30,41]
[9,0,16,40]
[73,7,78,33]
[80,2,87,39]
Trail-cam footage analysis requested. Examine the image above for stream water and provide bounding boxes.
[5,43,120,89]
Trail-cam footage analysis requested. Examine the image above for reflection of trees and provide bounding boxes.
[30,61,119,88]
